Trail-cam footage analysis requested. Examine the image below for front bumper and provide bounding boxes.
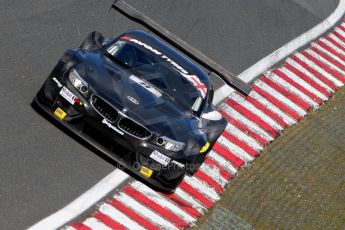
[34,74,186,193]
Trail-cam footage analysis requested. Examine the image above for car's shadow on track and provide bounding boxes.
[30,100,172,194]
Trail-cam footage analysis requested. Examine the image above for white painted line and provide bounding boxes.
[249,91,297,125]
[83,217,112,230]
[267,70,315,104]
[218,136,254,163]
[219,103,273,142]
[99,203,146,230]
[28,170,130,230]
[213,85,235,106]
[319,37,345,56]
[296,52,344,87]
[225,123,263,152]
[306,48,345,75]
[266,71,319,108]
[229,93,284,131]
[199,163,228,187]
[285,58,334,94]
[329,33,345,47]
[183,176,220,202]
[130,181,196,225]
[174,188,206,213]
[208,151,238,175]
[312,42,345,66]
[280,66,328,101]
[335,27,345,37]
[254,80,307,116]
[114,192,179,230]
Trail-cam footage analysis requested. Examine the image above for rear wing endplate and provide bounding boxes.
[111,0,251,95]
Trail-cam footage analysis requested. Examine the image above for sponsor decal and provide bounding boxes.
[139,166,153,178]
[102,118,124,135]
[129,75,162,98]
[150,150,171,166]
[181,73,207,98]
[59,86,77,105]
[121,36,162,55]
[53,107,67,120]
[200,141,210,153]
[121,36,207,98]
[160,54,188,75]
[127,96,139,105]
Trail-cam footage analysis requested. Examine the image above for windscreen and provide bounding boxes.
[106,38,208,114]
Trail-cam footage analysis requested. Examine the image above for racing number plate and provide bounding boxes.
[150,150,171,166]
[140,166,153,178]
[54,107,67,120]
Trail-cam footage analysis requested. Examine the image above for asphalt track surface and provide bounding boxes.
[0,0,338,229]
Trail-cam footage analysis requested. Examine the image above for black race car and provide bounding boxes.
[34,29,228,192]
[34,1,252,192]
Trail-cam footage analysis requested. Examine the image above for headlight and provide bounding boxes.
[154,136,185,152]
[69,69,88,94]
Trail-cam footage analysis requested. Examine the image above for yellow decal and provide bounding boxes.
[54,107,67,120]
[200,142,210,153]
[140,166,153,178]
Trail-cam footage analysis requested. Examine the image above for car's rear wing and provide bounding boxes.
[110,0,251,96]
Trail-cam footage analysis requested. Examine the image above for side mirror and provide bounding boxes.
[79,31,105,51]
[201,110,222,121]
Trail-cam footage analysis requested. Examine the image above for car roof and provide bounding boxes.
[123,30,210,85]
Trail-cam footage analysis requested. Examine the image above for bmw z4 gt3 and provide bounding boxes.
[34,30,227,192]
